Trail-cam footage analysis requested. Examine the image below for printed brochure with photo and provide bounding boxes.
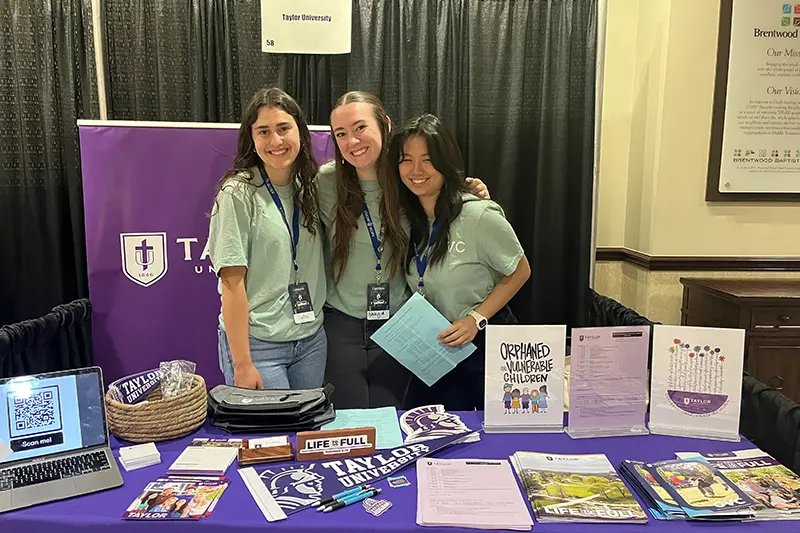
[122,477,230,520]
[510,451,647,523]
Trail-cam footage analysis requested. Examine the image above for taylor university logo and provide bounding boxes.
[120,233,168,287]
[260,465,325,510]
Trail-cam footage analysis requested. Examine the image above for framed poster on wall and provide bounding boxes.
[707,0,800,200]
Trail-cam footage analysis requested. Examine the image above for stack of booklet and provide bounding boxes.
[510,452,648,524]
[675,449,800,520]
[122,476,230,520]
[620,458,756,521]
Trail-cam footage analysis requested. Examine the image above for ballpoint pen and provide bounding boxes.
[323,488,382,512]
[314,485,372,509]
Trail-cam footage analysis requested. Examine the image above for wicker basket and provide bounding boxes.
[106,374,208,443]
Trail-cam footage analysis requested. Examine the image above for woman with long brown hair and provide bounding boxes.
[319,91,488,408]
[208,87,326,390]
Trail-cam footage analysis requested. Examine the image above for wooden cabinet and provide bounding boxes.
[680,278,800,403]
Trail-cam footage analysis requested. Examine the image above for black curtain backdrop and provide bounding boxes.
[339,0,597,326]
[0,0,97,326]
[5,0,595,331]
[103,0,239,122]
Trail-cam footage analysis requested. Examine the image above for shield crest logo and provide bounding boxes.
[120,232,168,287]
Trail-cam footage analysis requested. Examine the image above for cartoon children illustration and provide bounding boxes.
[538,385,548,413]
[520,388,531,413]
[502,383,513,414]
[511,389,521,413]
[530,390,539,413]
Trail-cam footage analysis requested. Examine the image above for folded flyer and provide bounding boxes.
[510,451,647,523]
[122,476,230,520]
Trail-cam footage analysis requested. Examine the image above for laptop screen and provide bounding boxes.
[0,367,108,465]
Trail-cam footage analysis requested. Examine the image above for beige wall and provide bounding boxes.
[594,262,800,325]
[596,0,800,255]
[594,0,800,322]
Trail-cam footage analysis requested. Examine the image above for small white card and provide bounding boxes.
[119,442,159,460]
[0,439,12,462]
[248,436,289,449]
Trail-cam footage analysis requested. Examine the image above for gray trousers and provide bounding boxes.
[323,306,412,409]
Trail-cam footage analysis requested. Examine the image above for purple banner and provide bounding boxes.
[79,123,336,388]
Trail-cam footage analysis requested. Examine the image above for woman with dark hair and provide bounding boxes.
[319,91,489,409]
[387,114,531,411]
[208,87,326,390]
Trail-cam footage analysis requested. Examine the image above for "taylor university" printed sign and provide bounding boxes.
[243,430,475,518]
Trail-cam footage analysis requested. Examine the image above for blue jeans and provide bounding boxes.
[217,326,327,389]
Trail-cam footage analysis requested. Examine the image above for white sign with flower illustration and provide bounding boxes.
[649,325,745,441]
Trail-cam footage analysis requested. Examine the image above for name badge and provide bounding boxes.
[288,282,315,324]
[366,283,390,321]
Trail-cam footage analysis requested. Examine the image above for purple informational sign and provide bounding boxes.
[566,326,650,438]
[78,122,336,388]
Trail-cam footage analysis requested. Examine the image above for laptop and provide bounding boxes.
[0,366,123,513]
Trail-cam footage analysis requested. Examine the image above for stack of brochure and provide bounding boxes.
[122,476,230,520]
[618,460,686,520]
[675,449,800,520]
[118,442,161,471]
[510,452,647,523]
[620,458,756,521]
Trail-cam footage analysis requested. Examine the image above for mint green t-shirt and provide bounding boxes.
[208,168,325,342]
[317,162,412,319]
[404,195,524,322]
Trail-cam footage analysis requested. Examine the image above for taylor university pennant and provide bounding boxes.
[108,369,163,404]
[244,430,475,518]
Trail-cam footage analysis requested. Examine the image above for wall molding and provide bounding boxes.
[595,247,800,271]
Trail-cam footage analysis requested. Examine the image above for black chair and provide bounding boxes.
[740,373,800,475]
[587,289,659,367]
[588,289,658,328]
[0,299,94,378]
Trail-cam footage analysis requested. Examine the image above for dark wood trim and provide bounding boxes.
[595,247,800,271]
[706,0,800,202]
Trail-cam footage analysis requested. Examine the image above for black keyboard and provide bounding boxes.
[0,450,110,491]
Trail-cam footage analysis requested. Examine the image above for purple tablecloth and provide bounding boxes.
[0,412,785,532]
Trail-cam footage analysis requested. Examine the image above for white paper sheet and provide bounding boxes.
[416,458,532,530]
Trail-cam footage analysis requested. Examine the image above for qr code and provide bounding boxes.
[8,385,61,438]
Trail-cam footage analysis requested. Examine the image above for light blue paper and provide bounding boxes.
[321,406,404,450]
[369,292,477,387]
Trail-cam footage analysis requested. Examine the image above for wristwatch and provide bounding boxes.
[468,310,488,330]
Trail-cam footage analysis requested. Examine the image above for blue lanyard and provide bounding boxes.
[413,223,439,293]
[258,162,300,283]
[362,206,384,282]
